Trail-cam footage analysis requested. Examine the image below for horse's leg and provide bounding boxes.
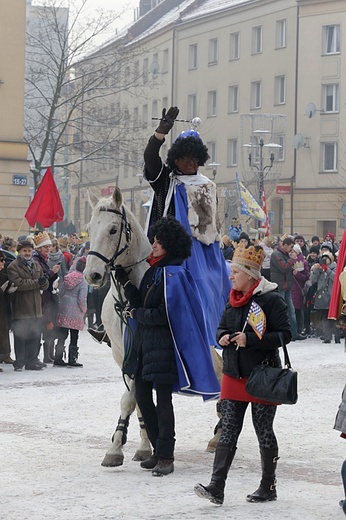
[101,379,136,467]
[207,348,223,453]
[132,405,152,462]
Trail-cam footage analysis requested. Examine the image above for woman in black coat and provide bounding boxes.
[119,216,193,477]
[195,245,291,506]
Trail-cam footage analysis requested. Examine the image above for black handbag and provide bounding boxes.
[245,333,298,405]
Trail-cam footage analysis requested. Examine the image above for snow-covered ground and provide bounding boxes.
[0,331,345,520]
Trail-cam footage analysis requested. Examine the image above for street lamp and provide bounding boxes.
[208,162,220,181]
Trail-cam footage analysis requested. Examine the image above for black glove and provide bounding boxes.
[115,267,130,287]
[38,276,47,288]
[155,106,179,135]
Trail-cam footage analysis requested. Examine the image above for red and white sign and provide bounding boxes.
[276,185,291,195]
[101,186,115,197]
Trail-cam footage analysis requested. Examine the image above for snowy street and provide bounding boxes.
[0,331,345,520]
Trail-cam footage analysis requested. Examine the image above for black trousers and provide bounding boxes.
[135,373,175,460]
[56,327,79,346]
[12,317,42,368]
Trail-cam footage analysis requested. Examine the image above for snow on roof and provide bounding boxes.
[181,0,255,22]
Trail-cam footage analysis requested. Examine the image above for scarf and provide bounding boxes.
[229,279,261,308]
[147,252,166,267]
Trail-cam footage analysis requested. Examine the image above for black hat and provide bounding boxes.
[17,240,34,252]
[309,245,320,255]
[235,232,250,245]
[311,235,320,243]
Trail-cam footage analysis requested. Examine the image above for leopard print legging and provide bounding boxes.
[219,399,278,450]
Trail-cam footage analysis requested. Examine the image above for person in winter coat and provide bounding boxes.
[310,250,337,343]
[291,244,310,335]
[116,216,217,477]
[54,257,88,367]
[194,244,291,506]
[7,240,49,370]
[270,236,306,341]
[334,382,346,515]
[32,232,60,363]
[259,235,275,281]
[0,250,17,367]
[48,238,68,287]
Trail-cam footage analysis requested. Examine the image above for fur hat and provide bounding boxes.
[321,250,334,263]
[32,231,52,249]
[231,245,265,280]
[17,240,34,252]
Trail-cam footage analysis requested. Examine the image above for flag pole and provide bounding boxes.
[15,217,26,239]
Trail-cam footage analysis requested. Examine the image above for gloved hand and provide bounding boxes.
[8,284,18,294]
[38,276,47,288]
[0,280,9,292]
[122,306,137,320]
[52,278,59,290]
[155,106,179,135]
[116,267,130,287]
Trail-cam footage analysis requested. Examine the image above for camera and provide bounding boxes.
[320,257,327,265]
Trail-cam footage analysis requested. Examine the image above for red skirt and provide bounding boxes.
[220,373,278,406]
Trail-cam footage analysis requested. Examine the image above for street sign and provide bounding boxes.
[276,185,290,194]
[12,174,28,186]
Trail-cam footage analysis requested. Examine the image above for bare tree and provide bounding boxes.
[25,0,149,192]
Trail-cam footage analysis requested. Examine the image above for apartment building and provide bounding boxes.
[0,0,30,236]
[71,0,346,239]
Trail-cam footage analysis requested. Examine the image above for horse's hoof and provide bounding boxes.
[132,450,152,462]
[101,454,124,467]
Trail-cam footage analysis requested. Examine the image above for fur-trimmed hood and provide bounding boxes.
[253,276,278,296]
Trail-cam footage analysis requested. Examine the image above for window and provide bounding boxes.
[208,38,218,65]
[133,107,139,128]
[252,26,262,54]
[230,32,240,60]
[228,85,239,113]
[227,139,238,166]
[206,141,216,163]
[134,60,140,81]
[207,90,217,117]
[276,19,286,48]
[124,153,129,178]
[322,142,338,172]
[277,135,285,161]
[152,52,159,76]
[162,96,168,111]
[323,25,340,54]
[151,100,158,126]
[323,84,339,113]
[162,49,169,73]
[187,94,197,120]
[143,58,148,84]
[274,75,286,105]
[142,104,148,128]
[188,44,197,69]
[251,81,261,109]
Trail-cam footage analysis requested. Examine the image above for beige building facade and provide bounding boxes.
[71,0,346,240]
[0,0,30,237]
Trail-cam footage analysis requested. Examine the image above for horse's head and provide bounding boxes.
[84,186,152,288]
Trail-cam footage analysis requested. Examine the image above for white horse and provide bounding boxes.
[85,187,222,467]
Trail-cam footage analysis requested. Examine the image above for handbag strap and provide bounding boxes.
[277,332,292,369]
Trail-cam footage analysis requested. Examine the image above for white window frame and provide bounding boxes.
[275,19,286,49]
[227,139,238,167]
[187,94,197,120]
[274,75,286,105]
[322,142,338,172]
[188,43,198,70]
[277,135,285,161]
[252,26,262,54]
[143,58,148,84]
[228,85,239,113]
[323,25,340,54]
[162,49,169,73]
[323,84,339,113]
[229,32,240,61]
[207,90,217,117]
[208,38,218,65]
[251,81,261,109]
[206,141,216,164]
[151,100,158,127]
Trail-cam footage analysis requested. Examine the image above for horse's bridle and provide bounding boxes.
[88,206,132,269]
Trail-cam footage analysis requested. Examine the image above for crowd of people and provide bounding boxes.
[0,231,105,372]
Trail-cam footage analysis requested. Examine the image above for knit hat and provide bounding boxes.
[321,251,334,263]
[231,245,265,280]
[309,245,320,255]
[17,240,34,252]
[235,232,251,245]
[294,234,305,242]
[311,235,320,243]
[324,232,335,242]
[32,231,52,249]
[293,244,302,255]
[321,241,333,253]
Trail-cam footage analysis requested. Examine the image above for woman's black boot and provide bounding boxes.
[194,443,236,505]
[246,447,279,502]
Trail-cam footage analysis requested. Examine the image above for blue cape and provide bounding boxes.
[164,265,220,401]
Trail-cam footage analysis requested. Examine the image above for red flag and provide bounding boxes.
[328,229,346,319]
[261,187,271,236]
[25,167,64,228]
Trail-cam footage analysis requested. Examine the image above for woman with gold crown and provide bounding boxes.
[194,244,291,506]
